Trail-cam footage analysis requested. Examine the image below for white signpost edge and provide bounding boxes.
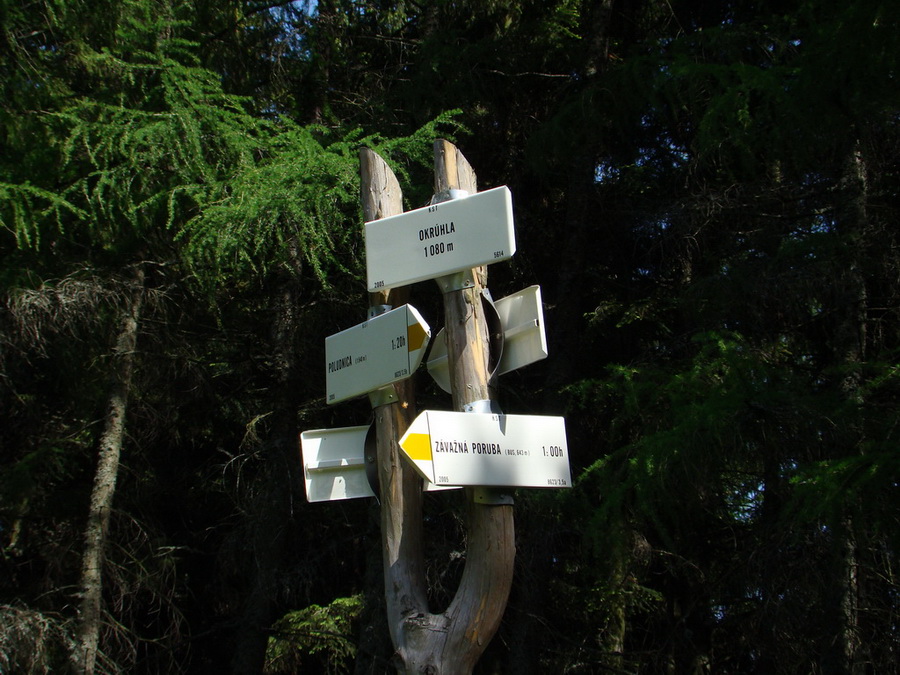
[364,186,516,292]
[301,425,374,502]
[427,285,548,393]
[398,410,571,489]
[325,304,431,405]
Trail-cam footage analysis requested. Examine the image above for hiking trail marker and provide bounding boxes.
[398,410,571,489]
[308,154,571,501]
[365,186,515,292]
[301,143,575,675]
[427,285,548,392]
[301,425,374,502]
[326,304,430,404]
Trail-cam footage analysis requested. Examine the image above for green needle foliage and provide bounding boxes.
[2,0,461,284]
[176,112,461,290]
[264,595,364,675]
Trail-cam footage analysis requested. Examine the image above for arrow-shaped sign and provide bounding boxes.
[326,304,430,405]
[427,285,548,392]
[301,423,460,502]
[301,425,374,502]
[399,411,571,488]
[365,186,516,292]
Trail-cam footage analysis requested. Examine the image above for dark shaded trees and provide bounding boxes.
[549,0,900,672]
[1,0,897,672]
[1,1,451,672]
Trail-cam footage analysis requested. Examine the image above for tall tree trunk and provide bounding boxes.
[602,525,628,671]
[357,147,426,675]
[72,265,145,675]
[823,141,868,675]
[542,0,615,408]
[309,0,338,122]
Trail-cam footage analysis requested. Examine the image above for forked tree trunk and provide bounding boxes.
[420,140,515,674]
[360,141,515,675]
[72,265,145,675]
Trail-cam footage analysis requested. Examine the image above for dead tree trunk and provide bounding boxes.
[72,265,145,675]
[359,148,429,670]
[418,140,515,674]
[360,141,515,675]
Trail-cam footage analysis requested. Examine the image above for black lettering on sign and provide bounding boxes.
[433,440,469,454]
[419,221,457,259]
[418,222,456,241]
[328,355,352,373]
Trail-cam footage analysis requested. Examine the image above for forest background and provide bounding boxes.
[1,0,898,673]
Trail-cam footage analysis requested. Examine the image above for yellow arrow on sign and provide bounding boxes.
[400,432,431,461]
[398,416,435,483]
[326,304,431,405]
[407,320,428,352]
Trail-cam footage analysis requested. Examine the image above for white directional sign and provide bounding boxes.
[301,426,374,502]
[365,186,516,292]
[398,411,571,488]
[427,285,548,392]
[326,305,431,404]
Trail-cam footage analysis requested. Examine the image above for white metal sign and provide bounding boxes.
[398,411,571,488]
[301,426,374,502]
[365,186,516,292]
[427,285,548,392]
[326,305,431,404]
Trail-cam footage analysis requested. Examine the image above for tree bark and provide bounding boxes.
[426,140,515,672]
[72,265,145,675]
[359,142,515,675]
[401,141,515,675]
[825,142,868,675]
[359,148,429,670]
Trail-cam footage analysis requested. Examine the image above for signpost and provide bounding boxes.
[325,304,431,404]
[365,186,516,292]
[427,285,548,392]
[303,142,571,672]
[300,426,374,502]
[398,410,571,489]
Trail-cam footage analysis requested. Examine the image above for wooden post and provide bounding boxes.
[359,142,515,675]
[426,139,515,673]
[359,149,429,662]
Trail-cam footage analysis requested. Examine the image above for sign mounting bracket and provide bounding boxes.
[473,488,514,505]
[368,385,399,408]
[435,269,477,294]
